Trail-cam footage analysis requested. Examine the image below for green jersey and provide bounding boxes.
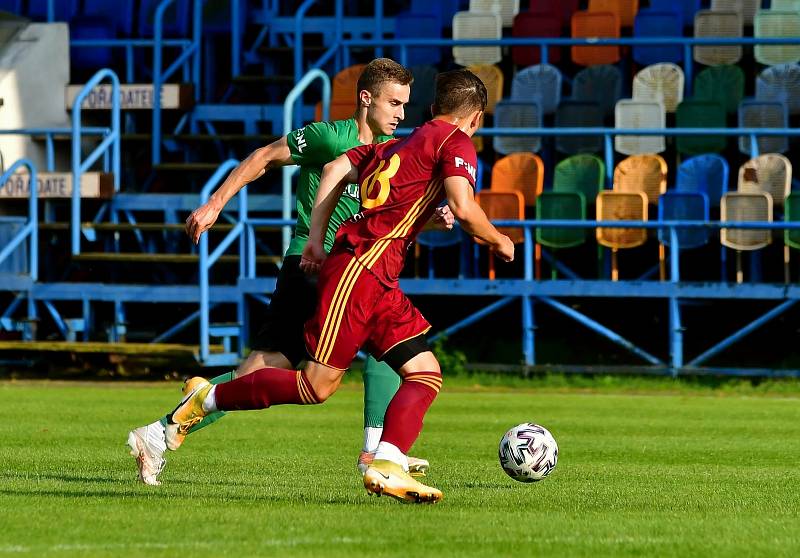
[284,118,392,257]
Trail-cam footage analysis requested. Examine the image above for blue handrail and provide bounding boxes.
[198,159,246,363]
[0,159,38,281]
[281,69,331,256]
[152,0,203,165]
[71,69,121,256]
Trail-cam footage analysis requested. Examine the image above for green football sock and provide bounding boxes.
[363,355,401,428]
[159,370,233,432]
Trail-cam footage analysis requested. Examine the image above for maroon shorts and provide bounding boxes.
[304,250,431,371]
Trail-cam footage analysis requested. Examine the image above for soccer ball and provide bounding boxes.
[498,423,558,482]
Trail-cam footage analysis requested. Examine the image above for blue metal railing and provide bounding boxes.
[70,69,121,255]
[69,0,203,165]
[0,159,38,282]
[281,69,331,256]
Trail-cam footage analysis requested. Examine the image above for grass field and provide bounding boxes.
[1,379,799,557]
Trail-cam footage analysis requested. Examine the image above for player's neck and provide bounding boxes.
[354,108,377,144]
[433,115,472,136]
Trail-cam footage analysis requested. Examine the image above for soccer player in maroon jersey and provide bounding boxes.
[167,69,514,503]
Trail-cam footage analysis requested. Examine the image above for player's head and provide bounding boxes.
[356,58,413,136]
[431,69,487,137]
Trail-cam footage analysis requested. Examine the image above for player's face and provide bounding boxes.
[367,81,410,136]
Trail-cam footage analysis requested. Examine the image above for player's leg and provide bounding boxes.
[359,289,443,502]
[166,251,367,438]
[359,355,429,477]
[127,256,312,484]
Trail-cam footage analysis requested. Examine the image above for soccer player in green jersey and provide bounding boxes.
[128,58,449,486]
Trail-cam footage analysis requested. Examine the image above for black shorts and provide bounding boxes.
[251,255,317,367]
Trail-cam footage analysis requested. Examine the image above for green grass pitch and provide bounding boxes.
[1,380,799,557]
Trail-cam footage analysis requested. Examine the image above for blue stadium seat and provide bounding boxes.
[554,100,604,154]
[511,63,562,115]
[394,12,441,66]
[633,10,683,65]
[676,154,729,209]
[400,64,437,129]
[0,0,22,14]
[572,64,622,120]
[410,0,465,30]
[493,100,542,155]
[139,0,190,37]
[658,191,710,250]
[27,0,78,21]
[649,0,700,28]
[82,0,135,36]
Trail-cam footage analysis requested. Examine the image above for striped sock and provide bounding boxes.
[380,371,442,454]
[214,367,319,411]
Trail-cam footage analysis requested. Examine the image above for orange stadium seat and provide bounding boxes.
[475,190,526,280]
[588,0,639,28]
[571,11,621,66]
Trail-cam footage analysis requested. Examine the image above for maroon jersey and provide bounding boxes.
[339,119,478,287]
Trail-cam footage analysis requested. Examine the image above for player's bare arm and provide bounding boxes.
[185,136,294,245]
[444,175,514,262]
[299,154,359,274]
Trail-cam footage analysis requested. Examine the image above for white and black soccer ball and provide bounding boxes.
[498,423,558,482]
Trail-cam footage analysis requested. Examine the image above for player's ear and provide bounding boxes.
[359,89,372,108]
[429,103,435,118]
[470,110,484,131]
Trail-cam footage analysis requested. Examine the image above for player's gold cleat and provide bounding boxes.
[358,452,430,478]
[165,377,210,451]
[363,459,443,504]
[165,377,211,451]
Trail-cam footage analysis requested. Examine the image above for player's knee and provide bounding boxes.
[304,362,345,403]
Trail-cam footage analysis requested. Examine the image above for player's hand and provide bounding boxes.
[492,234,515,263]
[300,241,327,275]
[432,205,455,231]
[185,202,221,245]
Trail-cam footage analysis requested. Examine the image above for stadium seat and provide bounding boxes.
[314,64,365,122]
[394,12,442,66]
[693,65,744,114]
[27,0,78,21]
[694,10,743,66]
[415,227,463,279]
[633,10,683,65]
[613,154,668,206]
[614,99,666,155]
[468,64,504,114]
[632,63,685,113]
[711,0,760,26]
[511,11,561,66]
[554,154,606,201]
[400,65,437,129]
[469,0,519,27]
[658,191,710,252]
[139,0,190,37]
[0,0,21,13]
[490,152,544,211]
[677,154,730,209]
[475,191,526,280]
[554,100,604,154]
[720,192,773,283]
[530,0,580,28]
[492,100,542,155]
[536,191,588,278]
[649,0,701,28]
[738,100,789,156]
[452,11,502,66]
[738,154,792,208]
[783,192,800,281]
[596,191,649,280]
[573,65,623,119]
[657,191,710,280]
[771,0,800,11]
[410,0,462,29]
[675,99,727,155]
[571,11,621,66]
[756,64,800,115]
[588,0,639,28]
[754,10,800,66]
[510,64,562,115]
